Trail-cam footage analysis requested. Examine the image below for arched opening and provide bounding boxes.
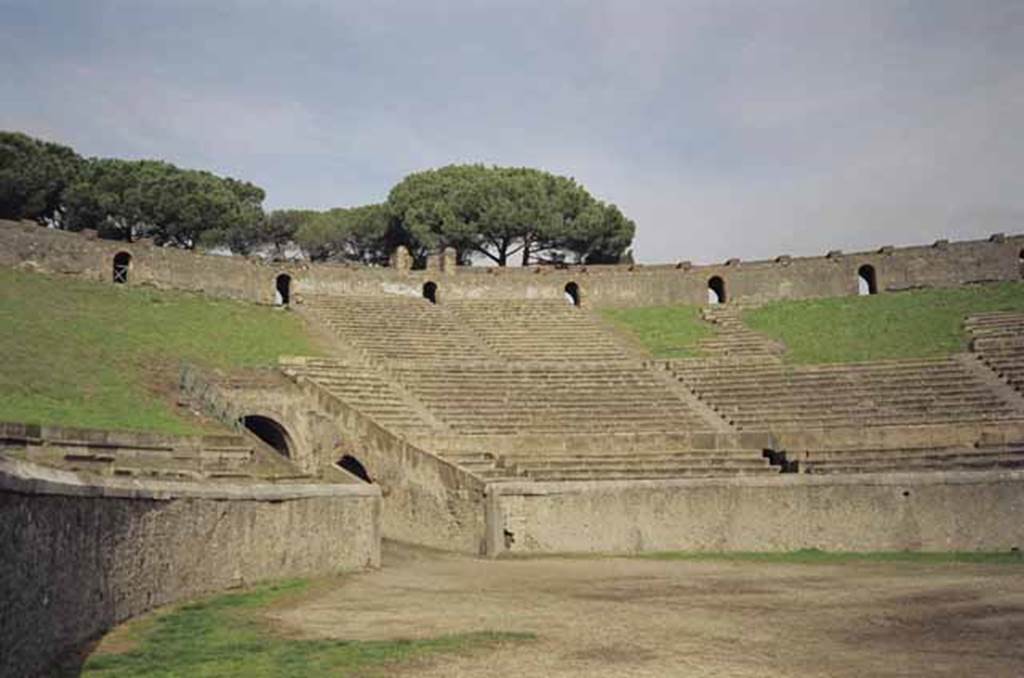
[112,252,131,284]
[336,454,372,483]
[239,415,292,458]
[564,281,581,306]
[857,265,878,296]
[707,276,726,305]
[423,281,438,304]
[275,274,291,306]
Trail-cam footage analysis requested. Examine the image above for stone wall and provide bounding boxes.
[3,219,1021,310]
[485,472,1024,555]
[0,457,380,678]
[182,363,490,554]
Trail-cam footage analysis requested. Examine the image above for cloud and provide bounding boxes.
[1,0,1022,262]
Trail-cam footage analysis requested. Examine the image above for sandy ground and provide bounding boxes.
[269,543,1024,677]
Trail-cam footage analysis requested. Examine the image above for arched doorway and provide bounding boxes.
[239,415,292,458]
[275,274,291,306]
[564,281,581,306]
[708,276,726,304]
[336,454,372,483]
[112,252,131,284]
[423,281,438,304]
[857,265,878,296]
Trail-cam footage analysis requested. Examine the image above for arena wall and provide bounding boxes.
[3,219,1021,309]
[182,363,490,554]
[486,472,1024,555]
[0,457,380,678]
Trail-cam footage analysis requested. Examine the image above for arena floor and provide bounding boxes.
[267,543,1024,677]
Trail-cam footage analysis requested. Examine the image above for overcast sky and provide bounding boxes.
[2,0,1022,263]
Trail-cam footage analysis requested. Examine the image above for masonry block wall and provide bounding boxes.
[0,460,380,677]
[3,219,1021,309]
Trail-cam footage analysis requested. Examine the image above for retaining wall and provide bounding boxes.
[0,458,380,677]
[484,472,1024,555]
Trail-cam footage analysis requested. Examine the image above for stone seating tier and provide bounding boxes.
[672,357,1024,430]
[795,441,1024,474]
[282,359,443,432]
[445,299,634,362]
[966,312,1024,394]
[392,363,717,435]
[0,424,306,482]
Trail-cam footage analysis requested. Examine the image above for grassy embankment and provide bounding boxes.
[600,304,711,358]
[82,580,533,677]
[641,549,1024,565]
[604,282,1024,363]
[0,268,322,434]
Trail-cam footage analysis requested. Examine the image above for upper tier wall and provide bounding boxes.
[2,220,1020,308]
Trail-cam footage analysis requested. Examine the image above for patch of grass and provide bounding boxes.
[0,268,322,434]
[641,548,1024,565]
[83,580,534,677]
[743,282,1024,364]
[600,304,711,357]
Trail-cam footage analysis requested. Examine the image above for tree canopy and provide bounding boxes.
[0,131,83,225]
[0,132,636,266]
[386,164,635,266]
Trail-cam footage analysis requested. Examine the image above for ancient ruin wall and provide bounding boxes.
[182,363,490,554]
[487,472,1024,555]
[0,458,380,677]
[3,219,1021,309]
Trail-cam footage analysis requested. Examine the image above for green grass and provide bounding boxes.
[0,268,321,434]
[600,304,711,357]
[82,580,534,677]
[743,282,1024,364]
[640,548,1024,565]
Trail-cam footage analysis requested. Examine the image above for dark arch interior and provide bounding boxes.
[857,265,878,296]
[275,274,291,306]
[423,281,438,304]
[708,276,726,304]
[112,252,131,284]
[564,281,581,306]
[337,454,372,483]
[240,415,291,458]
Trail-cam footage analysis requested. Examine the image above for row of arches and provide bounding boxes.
[238,414,373,483]
[110,255,881,305]
[421,280,581,306]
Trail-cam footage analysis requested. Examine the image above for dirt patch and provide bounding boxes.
[267,543,1024,677]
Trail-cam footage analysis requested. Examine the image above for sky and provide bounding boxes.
[1,0,1022,264]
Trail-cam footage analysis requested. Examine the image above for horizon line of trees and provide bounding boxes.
[0,130,635,267]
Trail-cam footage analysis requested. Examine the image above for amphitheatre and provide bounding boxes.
[3,218,1024,676]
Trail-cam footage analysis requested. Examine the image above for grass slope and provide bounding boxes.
[744,282,1024,364]
[83,580,533,677]
[0,268,321,434]
[600,304,711,358]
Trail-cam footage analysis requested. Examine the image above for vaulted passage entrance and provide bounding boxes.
[112,252,131,284]
[564,281,581,306]
[239,415,293,458]
[708,276,726,304]
[857,265,877,296]
[337,454,372,483]
[275,274,291,306]
[423,281,438,304]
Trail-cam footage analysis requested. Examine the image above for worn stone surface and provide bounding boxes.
[0,458,380,678]
[2,218,1021,308]
[487,472,1024,555]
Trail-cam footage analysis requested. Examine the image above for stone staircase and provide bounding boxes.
[670,357,1024,430]
[281,356,446,434]
[697,305,785,358]
[793,441,1024,475]
[446,299,636,362]
[967,311,1024,393]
